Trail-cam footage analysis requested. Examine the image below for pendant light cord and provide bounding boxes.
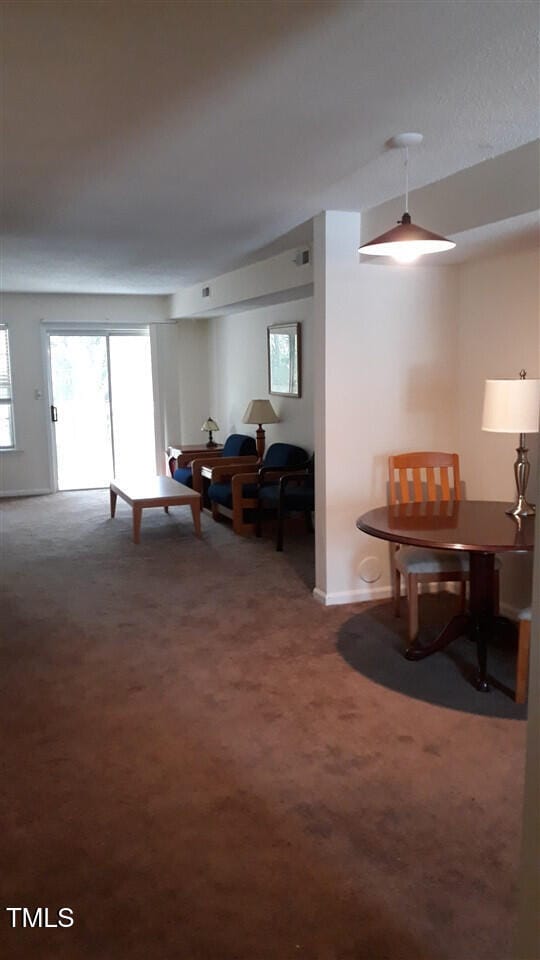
[404,146,409,214]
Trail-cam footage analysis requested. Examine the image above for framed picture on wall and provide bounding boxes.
[267,322,301,398]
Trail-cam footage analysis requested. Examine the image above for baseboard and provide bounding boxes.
[0,488,52,498]
[313,585,526,621]
[313,585,392,606]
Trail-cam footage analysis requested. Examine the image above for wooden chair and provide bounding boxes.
[256,455,314,551]
[388,451,470,643]
[170,434,257,488]
[191,454,258,501]
[206,461,264,535]
[208,443,309,536]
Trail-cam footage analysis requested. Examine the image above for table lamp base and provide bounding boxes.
[506,495,535,518]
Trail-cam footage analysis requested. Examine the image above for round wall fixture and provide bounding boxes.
[358,556,382,583]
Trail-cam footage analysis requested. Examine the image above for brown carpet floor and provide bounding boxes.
[0,491,527,960]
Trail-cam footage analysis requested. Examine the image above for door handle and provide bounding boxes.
[50,405,58,422]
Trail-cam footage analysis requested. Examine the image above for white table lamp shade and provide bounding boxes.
[242,399,279,425]
[482,378,540,434]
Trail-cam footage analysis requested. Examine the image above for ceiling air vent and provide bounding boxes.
[202,285,211,298]
[294,249,310,266]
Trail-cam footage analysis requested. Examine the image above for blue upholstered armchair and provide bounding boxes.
[207,442,308,536]
[172,433,257,488]
[257,454,314,551]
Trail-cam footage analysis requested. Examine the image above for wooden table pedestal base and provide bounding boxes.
[404,552,513,691]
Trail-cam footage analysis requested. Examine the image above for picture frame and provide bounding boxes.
[267,322,301,398]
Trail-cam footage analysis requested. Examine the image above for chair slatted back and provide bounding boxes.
[388,452,461,505]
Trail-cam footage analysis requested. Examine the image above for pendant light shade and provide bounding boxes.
[359,133,456,264]
[359,212,455,263]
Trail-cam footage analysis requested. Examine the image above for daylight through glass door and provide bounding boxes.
[48,331,155,490]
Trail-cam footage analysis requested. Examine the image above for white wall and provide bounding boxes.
[150,323,182,474]
[170,247,312,318]
[457,249,540,498]
[475,252,540,960]
[515,467,540,960]
[456,249,540,612]
[0,293,168,495]
[314,212,459,604]
[207,298,314,453]
[175,318,212,445]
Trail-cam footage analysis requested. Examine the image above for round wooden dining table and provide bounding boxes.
[357,500,534,691]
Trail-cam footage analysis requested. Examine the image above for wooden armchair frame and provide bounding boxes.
[230,467,289,536]
[203,462,259,535]
[207,462,293,536]
[229,461,314,539]
[256,466,314,551]
[190,455,258,496]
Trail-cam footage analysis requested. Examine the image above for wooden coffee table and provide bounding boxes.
[110,476,201,544]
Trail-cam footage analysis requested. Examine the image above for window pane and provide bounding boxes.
[49,335,113,489]
[0,403,13,447]
[0,325,14,446]
[109,334,155,477]
[0,325,12,401]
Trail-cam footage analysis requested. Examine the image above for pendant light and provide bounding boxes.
[359,133,456,264]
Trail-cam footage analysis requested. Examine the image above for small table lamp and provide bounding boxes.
[482,369,540,517]
[201,417,219,448]
[242,398,279,459]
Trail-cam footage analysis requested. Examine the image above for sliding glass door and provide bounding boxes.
[48,330,155,490]
[108,333,156,481]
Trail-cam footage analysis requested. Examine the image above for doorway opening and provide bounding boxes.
[47,329,155,490]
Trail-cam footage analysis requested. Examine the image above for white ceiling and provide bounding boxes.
[1,0,539,295]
